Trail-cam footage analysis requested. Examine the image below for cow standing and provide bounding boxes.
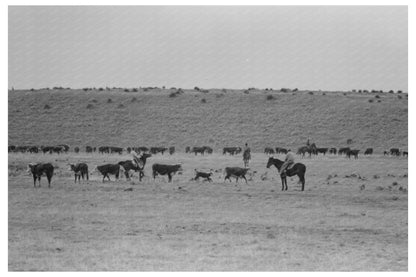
[95,164,123,182]
[27,163,54,188]
[152,164,183,182]
[69,163,89,183]
[224,167,249,183]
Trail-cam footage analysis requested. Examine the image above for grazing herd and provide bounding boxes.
[11,143,407,191]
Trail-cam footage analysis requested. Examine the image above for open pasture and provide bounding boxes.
[8,152,408,271]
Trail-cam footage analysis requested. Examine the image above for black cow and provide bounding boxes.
[86,146,93,153]
[169,146,175,155]
[384,151,389,156]
[150,147,167,155]
[276,147,288,154]
[338,147,351,155]
[8,145,16,152]
[16,146,29,153]
[27,163,54,188]
[329,148,337,154]
[191,147,206,155]
[69,163,89,183]
[152,164,183,182]
[28,146,39,153]
[347,149,360,159]
[137,147,149,153]
[99,146,110,154]
[364,148,373,155]
[403,151,408,157]
[193,169,213,182]
[203,146,213,154]
[185,146,191,153]
[223,147,242,155]
[390,148,400,156]
[316,148,328,155]
[95,164,122,182]
[264,147,275,155]
[110,147,123,154]
[224,167,249,183]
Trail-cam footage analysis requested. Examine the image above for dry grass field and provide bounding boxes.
[8,152,407,271]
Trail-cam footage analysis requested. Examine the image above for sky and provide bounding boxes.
[8,6,408,91]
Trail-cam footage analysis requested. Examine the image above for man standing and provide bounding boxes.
[243,143,251,168]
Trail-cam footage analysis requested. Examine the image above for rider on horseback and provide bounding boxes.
[279,149,294,176]
[131,150,143,168]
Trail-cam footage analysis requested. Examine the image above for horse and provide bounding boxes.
[118,153,152,181]
[266,157,306,191]
[243,149,251,168]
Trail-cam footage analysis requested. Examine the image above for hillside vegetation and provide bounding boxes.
[8,89,408,152]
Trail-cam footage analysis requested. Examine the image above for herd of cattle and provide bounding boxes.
[14,143,407,189]
[8,144,408,158]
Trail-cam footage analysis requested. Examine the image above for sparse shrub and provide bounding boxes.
[107,98,112,103]
[244,90,249,94]
[44,104,51,109]
[162,86,165,89]
[293,88,298,92]
[201,89,209,93]
[132,88,138,92]
[201,98,207,103]
[375,95,380,98]
[30,88,35,91]
[98,87,104,91]
[74,147,80,153]
[363,90,369,93]
[308,91,314,95]
[91,99,98,103]
[352,89,356,92]
[131,97,137,102]
[322,92,326,95]
[118,104,125,108]
[124,89,130,92]
[194,86,200,91]
[216,94,224,98]
[392,182,399,186]
[373,174,380,179]
[266,95,275,100]
[222,89,227,93]
[358,90,362,93]
[368,99,374,103]
[398,95,402,99]
[397,90,402,94]
[389,90,394,93]
[343,92,347,95]
[169,92,178,98]
[177,88,184,94]
[280,88,290,92]
[86,104,94,109]
[377,100,381,102]
[170,87,176,90]
[83,88,88,92]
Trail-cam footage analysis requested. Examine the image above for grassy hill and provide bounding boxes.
[8,88,408,153]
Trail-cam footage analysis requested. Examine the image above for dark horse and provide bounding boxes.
[118,153,152,181]
[266,157,306,191]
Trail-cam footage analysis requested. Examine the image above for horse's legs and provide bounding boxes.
[242,175,247,183]
[299,174,305,191]
[281,176,284,191]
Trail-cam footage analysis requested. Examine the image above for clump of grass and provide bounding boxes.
[201,98,207,103]
[169,92,178,98]
[124,89,130,92]
[375,95,380,99]
[131,97,137,102]
[132,88,138,92]
[118,104,125,108]
[368,99,374,103]
[107,98,112,103]
[244,90,249,94]
[398,95,402,99]
[91,99,98,103]
[86,104,94,109]
[308,91,314,95]
[44,104,51,109]
[266,95,275,101]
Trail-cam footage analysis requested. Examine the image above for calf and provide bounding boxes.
[27,163,54,188]
[338,147,350,155]
[95,164,122,182]
[224,167,249,183]
[69,163,89,183]
[152,164,182,182]
[316,148,328,155]
[193,169,213,182]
